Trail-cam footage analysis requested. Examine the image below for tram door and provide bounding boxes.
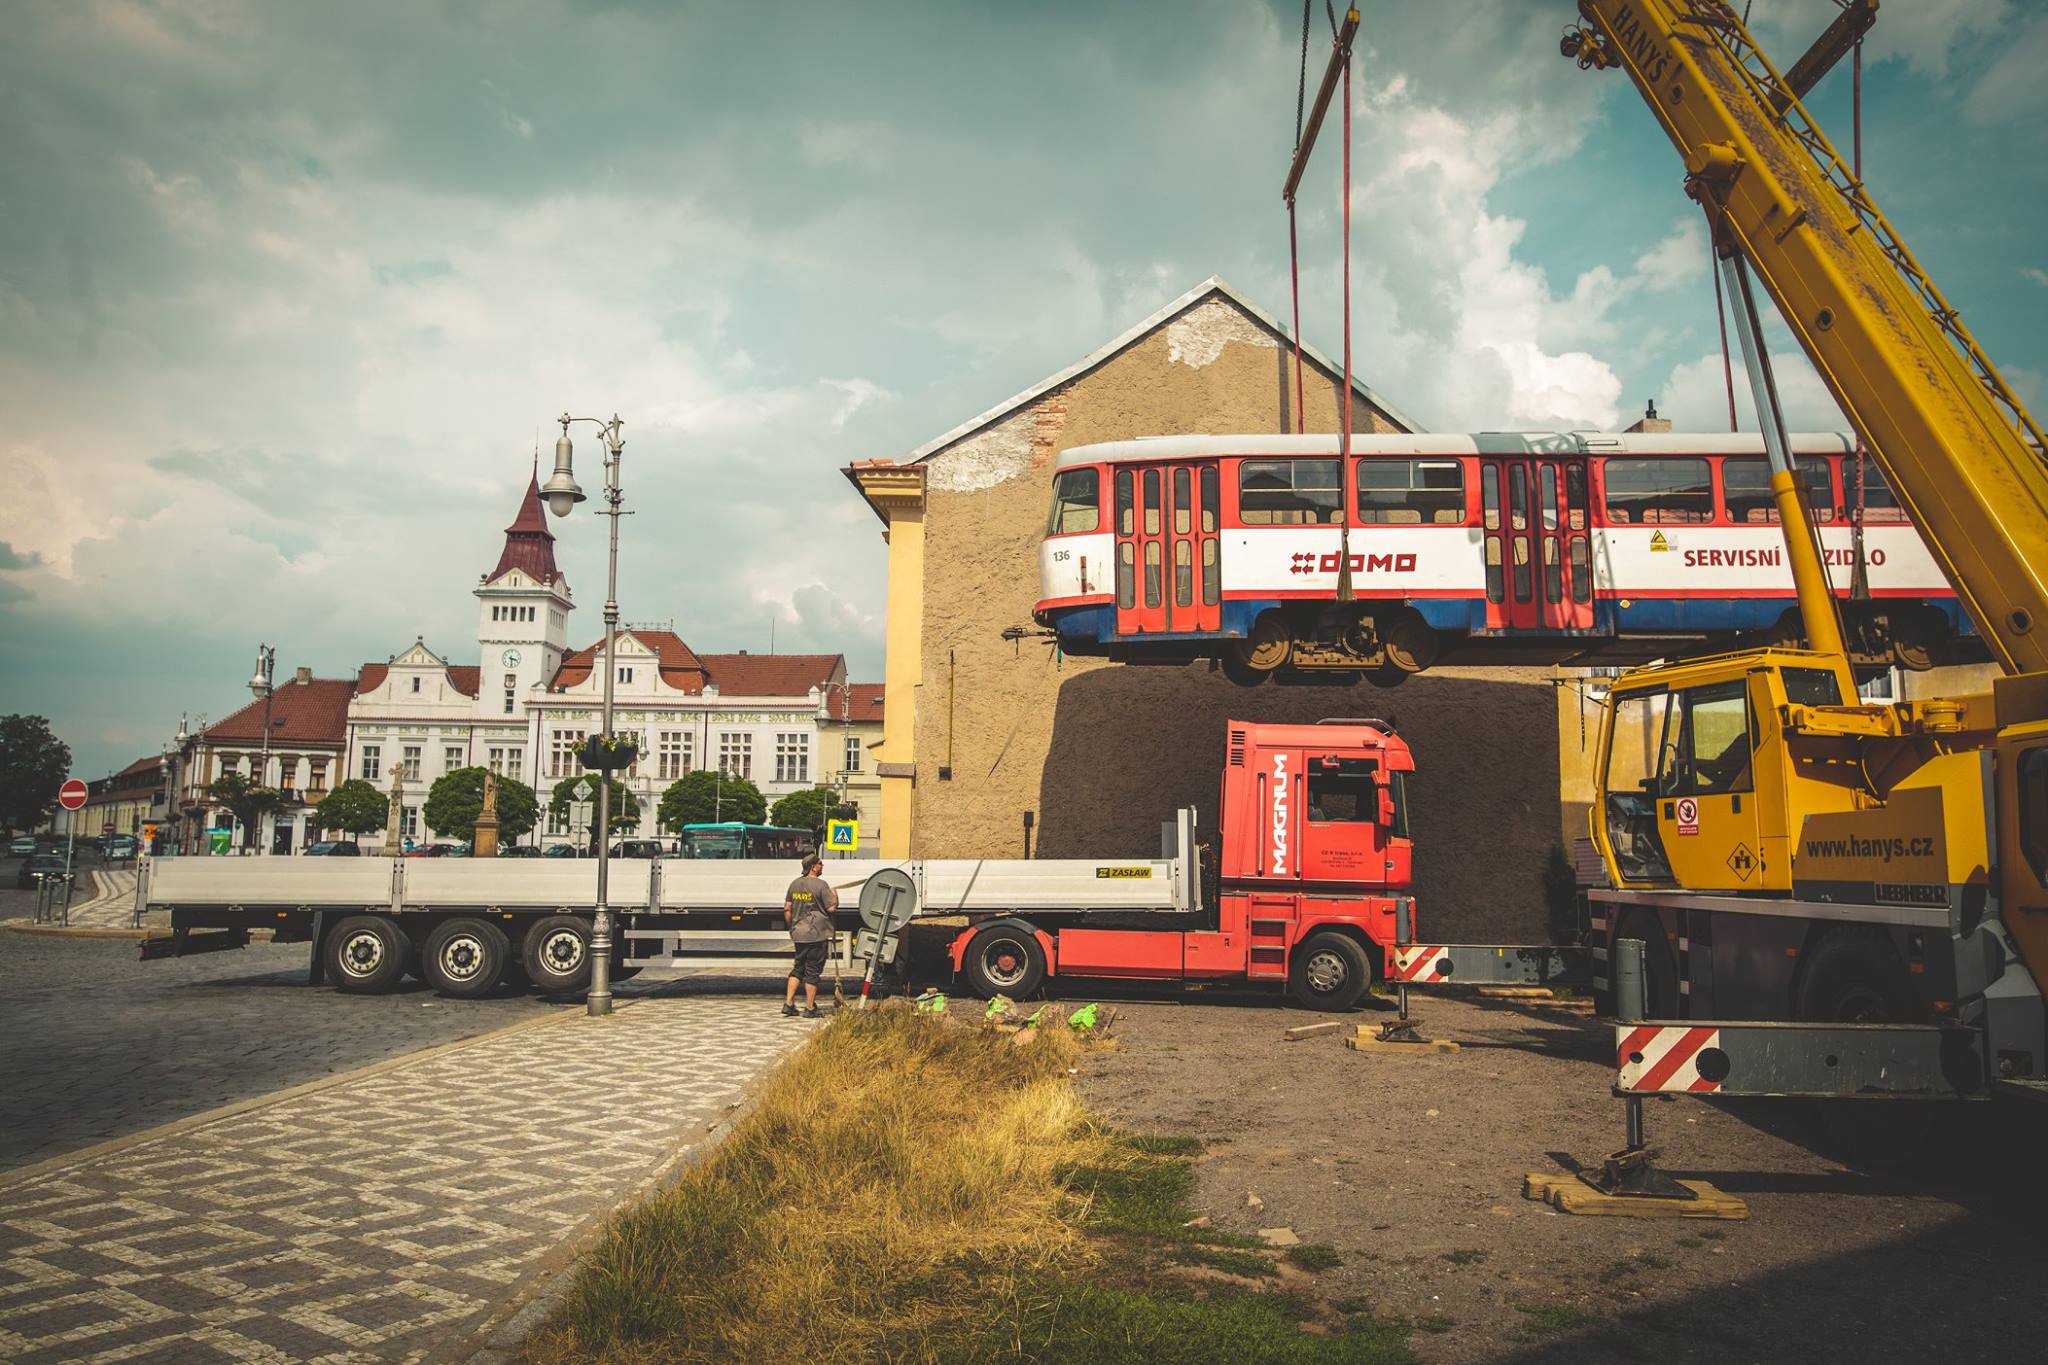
[1114,462,1221,636]
[1480,456,1594,631]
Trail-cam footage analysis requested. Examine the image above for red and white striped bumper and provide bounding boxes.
[1616,1024,1724,1093]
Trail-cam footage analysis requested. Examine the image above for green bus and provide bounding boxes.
[675,822,816,860]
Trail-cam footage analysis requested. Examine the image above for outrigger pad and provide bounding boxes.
[1523,1172,1748,1219]
[1347,1024,1460,1055]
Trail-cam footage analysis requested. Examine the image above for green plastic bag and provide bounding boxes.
[1068,1002,1100,1031]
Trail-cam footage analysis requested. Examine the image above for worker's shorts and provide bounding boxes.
[790,939,829,987]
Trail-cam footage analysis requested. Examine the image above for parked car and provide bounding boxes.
[102,834,139,859]
[497,845,543,858]
[612,839,669,859]
[304,840,362,857]
[16,853,68,889]
[7,836,36,857]
[541,843,583,859]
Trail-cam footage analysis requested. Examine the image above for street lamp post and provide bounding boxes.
[247,644,276,855]
[543,410,625,1018]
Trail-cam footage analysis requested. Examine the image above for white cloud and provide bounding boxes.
[2021,266,2048,288]
[1655,348,1847,434]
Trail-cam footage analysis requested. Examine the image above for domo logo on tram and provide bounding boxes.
[1288,551,1418,576]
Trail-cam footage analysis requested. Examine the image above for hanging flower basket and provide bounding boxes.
[578,736,638,771]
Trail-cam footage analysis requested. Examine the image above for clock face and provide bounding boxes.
[501,648,522,668]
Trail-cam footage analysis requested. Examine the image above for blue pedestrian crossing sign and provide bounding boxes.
[825,818,859,851]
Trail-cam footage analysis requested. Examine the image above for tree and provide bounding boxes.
[0,714,71,835]
[207,771,282,851]
[769,785,840,835]
[314,779,389,836]
[549,775,640,837]
[657,768,765,831]
[424,767,539,841]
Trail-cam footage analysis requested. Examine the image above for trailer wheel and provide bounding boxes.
[325,915,408,995]
[1289,931,1370,1011]
[521,914,592,995]
[962,924,1045,999]
[424,917,511,998]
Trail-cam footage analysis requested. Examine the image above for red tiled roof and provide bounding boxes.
[822,681,884,720]
[551,630,708,692]
[353,662,480,697]
[697,653,843,698]
[205,677,352,747]
[486,472,562,585]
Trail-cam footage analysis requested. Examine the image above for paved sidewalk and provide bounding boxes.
[0,993,821,1363]
[62,869,140,929]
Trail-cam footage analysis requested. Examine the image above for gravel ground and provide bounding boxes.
[1072,986,2048,1364]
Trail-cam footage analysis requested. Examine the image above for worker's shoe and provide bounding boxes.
[802,1006,824,1019]
[780,1004,799,1017]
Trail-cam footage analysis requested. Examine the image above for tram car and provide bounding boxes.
[1033,432,1975,686]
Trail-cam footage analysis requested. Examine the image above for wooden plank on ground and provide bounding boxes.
[1521,1172,1748,1219]
[1347,1034,1461,1055]
[1477,986,1555,999]
[1282,1021,1345,1041]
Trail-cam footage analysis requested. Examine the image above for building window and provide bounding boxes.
[361,745,381,782]
[507,747,523,782]
[775,733,810,785]
[547,806,568,836]
[718,732,752,779]
[487,747,506,774]
[411,676,421,694]
[550,730,586,779]
[504,676,516,715]
[444,745,464,774]
[401,806,419,840]
[844,734,863,773]
[402,745,422,781]
[309,761,328,793]
[618,666,634,684]
[659,730,690,780]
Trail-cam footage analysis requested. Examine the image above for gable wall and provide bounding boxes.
[907,299,1560,943]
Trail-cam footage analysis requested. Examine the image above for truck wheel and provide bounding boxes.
[325,915,408,995]
[424,917,511,998]
[1289,932,1370,1011]
[962,924,1045,999]
[521,914,592,995]
[1794,931,1935,1167]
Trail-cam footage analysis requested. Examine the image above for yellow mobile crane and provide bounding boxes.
[1554,0,2048,1117]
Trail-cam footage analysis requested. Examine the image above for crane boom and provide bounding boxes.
[1569,0,2048,675]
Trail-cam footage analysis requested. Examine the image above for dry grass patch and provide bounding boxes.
[525,1003,1413,1365]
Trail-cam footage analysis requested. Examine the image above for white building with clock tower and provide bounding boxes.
[343,469,872,851]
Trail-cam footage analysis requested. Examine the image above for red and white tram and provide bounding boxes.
[1034,432,1974,686]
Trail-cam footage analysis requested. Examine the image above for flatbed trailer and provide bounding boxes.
[140,720,1422,1010]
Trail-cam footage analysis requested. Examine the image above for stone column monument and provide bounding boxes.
[385,771,405,855]
[473,769,501,858]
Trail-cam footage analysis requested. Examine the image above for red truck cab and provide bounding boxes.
[947,718,1415,1009]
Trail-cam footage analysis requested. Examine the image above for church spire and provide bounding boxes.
[486,471,561,584]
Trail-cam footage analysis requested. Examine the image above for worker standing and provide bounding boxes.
[782,853,836,1018]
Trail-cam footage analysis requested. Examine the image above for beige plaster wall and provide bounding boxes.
[908,302,1561,943]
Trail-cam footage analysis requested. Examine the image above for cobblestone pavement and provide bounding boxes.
[0,916,557,1172]
[0,990,821,1363]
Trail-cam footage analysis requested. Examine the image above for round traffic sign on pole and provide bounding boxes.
[58,779,89,812]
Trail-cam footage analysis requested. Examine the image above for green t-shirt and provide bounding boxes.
[785,876,837,943]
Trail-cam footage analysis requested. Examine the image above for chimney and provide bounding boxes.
[1625,400,1672,434]
[294,666,313,685]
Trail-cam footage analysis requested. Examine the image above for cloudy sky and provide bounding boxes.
[2,0,2043,779]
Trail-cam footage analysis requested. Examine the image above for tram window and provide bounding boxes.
[1201,539,1219,604]
[1117,541,1135,609]
[1721,456,1835,523]
[1481,464,1500,532]
[1604,458,1712,524]
[1046,468,1101,535]
[1484,537,1504,604]
[1116,469,1134,536]
[1851,459,1910,523]
[1355,459,1465,524]
[1569,536,1592,603]
[1144,540,1161,607]
[1508,464,1528,531]
[1541,465,1559,531]
[1565,462,1588,531]
[1200,466,1218,533]
[1239,459,1341,524]
[1143,468,1161,536]
[1173,468,1191,535]
[1543,535,1563,603]
[1174,540,1193,606]
[1512,535,1531,602]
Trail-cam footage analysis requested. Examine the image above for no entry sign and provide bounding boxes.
[58,779,89,812]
